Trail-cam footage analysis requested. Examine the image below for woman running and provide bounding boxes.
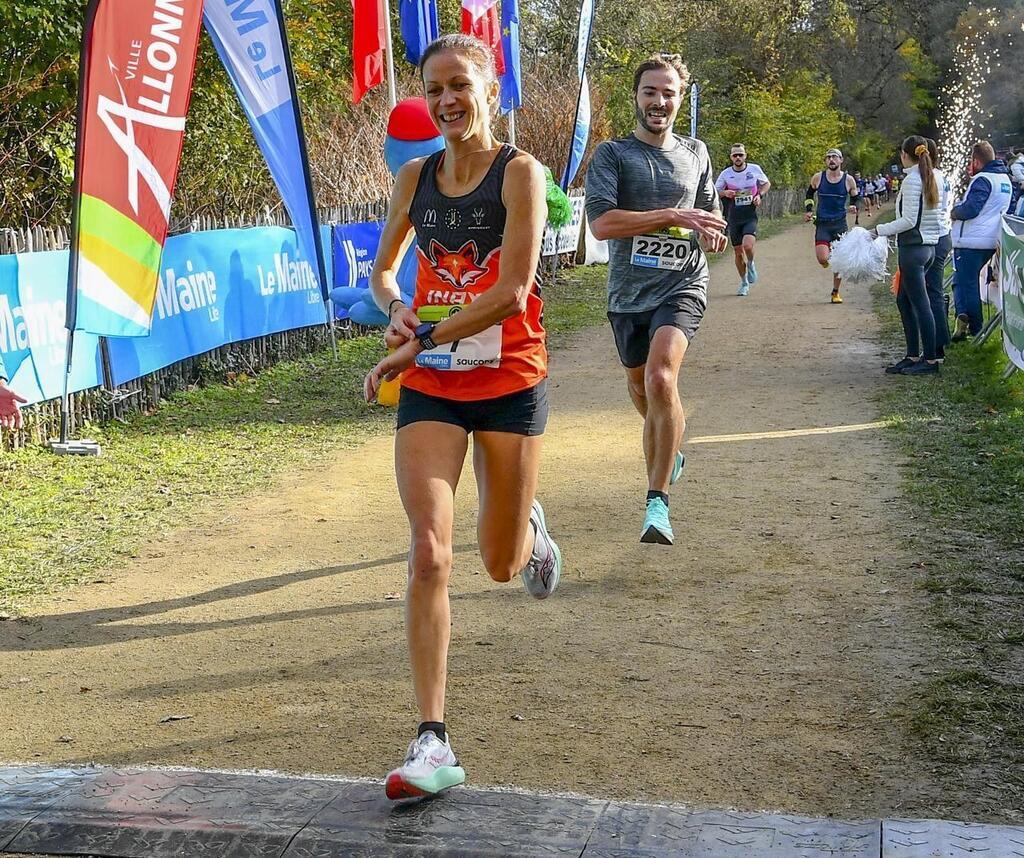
[363,34,562,801]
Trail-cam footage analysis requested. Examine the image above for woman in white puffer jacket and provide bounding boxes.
[872,135,943,375]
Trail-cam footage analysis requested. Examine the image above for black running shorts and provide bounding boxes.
[814,217,848,246]
[397,380,548,436]
[607,294,705,369]
[728,216,758,247]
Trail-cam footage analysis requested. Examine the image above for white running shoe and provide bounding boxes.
[520,499,562,599]
[385,731,466,800]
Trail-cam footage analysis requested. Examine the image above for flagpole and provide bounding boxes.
[271,0,339,360]
[507,109,516,147]
[58,0,102,449]
[383,0,398,109]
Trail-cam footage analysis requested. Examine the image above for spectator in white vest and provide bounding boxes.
[950,140,1014,340]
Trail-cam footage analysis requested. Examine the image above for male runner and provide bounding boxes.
[804,148,860,303]
[586,53,727,545]
[715,144,771,295]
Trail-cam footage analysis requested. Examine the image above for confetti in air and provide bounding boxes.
[935,8,1009,195]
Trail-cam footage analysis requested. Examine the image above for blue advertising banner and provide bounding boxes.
[204,0,329,302]
[332,221,384,289]
[0,252,103,406]
[107,226,328,384]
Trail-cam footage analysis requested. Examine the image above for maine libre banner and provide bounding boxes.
[67,0,205,337]
[203,0,330,302]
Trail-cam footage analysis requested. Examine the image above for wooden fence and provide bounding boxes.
[1,204,387,450]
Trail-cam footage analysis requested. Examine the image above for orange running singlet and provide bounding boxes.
[401,145,547,402]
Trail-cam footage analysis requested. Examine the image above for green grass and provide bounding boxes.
[0,270,611,614]
[872,276,1024,812]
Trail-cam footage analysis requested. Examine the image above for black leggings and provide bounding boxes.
[896,244,937,361]
[924,233,952,350]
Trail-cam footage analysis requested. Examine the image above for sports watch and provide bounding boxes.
[415,321,438,351]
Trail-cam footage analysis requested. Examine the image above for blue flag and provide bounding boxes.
[499,0,521,113]
[203,0,329,302]
[560,0,596,189]
[399,0,439,66]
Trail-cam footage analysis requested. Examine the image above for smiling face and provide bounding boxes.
[421,49,498,144]
[634,68,683,136]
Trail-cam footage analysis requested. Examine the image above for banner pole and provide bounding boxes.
[383,0,398,109]
[57,0,100,451]
[507,109,517,147]
[559,0,596,192]
[270,0,339,360]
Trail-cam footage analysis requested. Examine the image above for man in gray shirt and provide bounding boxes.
[586,53,726,546]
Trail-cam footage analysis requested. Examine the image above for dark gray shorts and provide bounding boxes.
[607,294,705,368]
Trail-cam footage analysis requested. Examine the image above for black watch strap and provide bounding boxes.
[416,322,437,351]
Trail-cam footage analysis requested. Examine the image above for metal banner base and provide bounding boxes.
[48,439,102,456]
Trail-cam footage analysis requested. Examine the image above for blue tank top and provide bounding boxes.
[817,171,849,221]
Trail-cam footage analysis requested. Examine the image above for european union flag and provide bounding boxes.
[399,0,439,66]
[499,0,521,113]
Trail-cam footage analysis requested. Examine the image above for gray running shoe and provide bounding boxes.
[520,500,562,599]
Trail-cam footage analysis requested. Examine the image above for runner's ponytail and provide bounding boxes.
[902,135,939,208]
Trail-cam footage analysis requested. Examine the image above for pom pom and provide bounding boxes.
[384,135,444,176]
[387,98,440,141]
[828,227,889,284]
[544,166,573,228]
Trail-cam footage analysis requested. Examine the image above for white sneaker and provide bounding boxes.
[520,500,562,599]
[385,731,466,800]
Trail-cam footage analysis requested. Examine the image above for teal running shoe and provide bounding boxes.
[746,260,758,284]
[521,499,562,599]
[737,277,750,296]
[641,497,674,545]
[670,451,685,486]
[385,731,466,800]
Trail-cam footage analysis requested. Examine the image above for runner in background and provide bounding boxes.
[855,172,872,218]
[364,33,562,801]
[586,53,727,546]
[715,144,771,296]
[804,148,860,304]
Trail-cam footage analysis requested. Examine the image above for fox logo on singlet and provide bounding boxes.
[428,239,487,290]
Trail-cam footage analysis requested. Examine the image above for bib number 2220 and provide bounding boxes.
[631,234,694,271]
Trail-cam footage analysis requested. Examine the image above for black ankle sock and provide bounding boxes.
[647,491,669,505]
[418,721,446,742]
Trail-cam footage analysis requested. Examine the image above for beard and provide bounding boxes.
[635,103,672,134]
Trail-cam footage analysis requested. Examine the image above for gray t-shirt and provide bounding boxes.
[585,134,719,313]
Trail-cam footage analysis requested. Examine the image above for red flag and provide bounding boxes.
[461,0,505,74]
[353,0,386,103]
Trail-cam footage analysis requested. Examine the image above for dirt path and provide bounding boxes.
[0,217,948,819]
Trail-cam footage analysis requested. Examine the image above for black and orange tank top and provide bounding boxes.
[402,143,547,402]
